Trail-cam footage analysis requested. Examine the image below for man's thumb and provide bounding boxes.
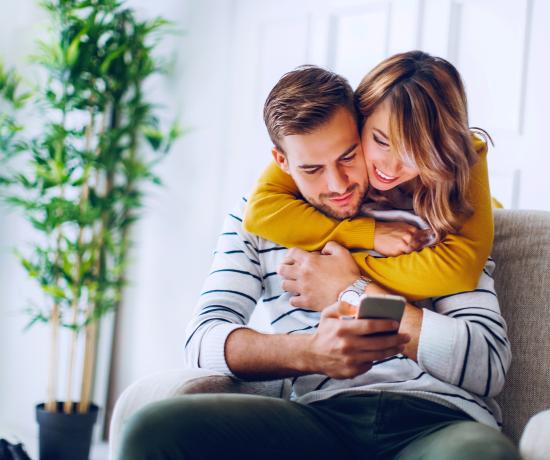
[321,301,341,318]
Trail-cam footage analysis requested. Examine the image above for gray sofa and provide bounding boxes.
[109,209,550,460]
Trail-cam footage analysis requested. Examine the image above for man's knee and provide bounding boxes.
[117,396,203,460]
[117,402,169,459]
[442,422,520,460]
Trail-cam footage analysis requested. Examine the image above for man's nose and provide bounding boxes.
[326,168,349,194]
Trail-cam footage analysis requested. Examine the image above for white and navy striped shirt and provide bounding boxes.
[184,198,511,429]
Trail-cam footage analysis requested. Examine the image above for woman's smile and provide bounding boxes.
[373,165,399,183]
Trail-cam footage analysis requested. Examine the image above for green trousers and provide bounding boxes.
[117,392,519,460]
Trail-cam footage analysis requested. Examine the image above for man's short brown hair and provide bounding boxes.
[263,65,356,152]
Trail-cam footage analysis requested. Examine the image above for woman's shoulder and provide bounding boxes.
[471,132,489,157]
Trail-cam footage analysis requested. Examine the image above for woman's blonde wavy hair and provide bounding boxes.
[355,50,489,240]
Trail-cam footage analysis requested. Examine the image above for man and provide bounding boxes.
[117,66,519,459]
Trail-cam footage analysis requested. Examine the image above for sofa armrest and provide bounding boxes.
[108,369,289,459]
[519,409,550,460]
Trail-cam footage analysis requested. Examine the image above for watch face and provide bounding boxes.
[340,289,360,306]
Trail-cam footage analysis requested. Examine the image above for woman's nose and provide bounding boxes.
[385,155,405,176]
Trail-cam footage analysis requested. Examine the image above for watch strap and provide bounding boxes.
[338,276,372,303]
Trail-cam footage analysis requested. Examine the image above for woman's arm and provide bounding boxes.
[244,137,493,300]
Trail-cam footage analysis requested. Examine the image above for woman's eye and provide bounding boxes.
[373,134,389,147]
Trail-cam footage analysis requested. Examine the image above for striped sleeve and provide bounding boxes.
[183,200,264,375]
[417,258,511,397]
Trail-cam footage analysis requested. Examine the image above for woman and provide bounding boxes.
[243,50,493,301]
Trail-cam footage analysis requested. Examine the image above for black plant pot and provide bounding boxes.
[35,402,99,460]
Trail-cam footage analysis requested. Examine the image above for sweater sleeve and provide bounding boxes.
[183,201,262,375]
[244,137,493,301]
[417,258,511,398]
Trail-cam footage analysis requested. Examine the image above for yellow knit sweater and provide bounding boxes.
[243,136,493,301]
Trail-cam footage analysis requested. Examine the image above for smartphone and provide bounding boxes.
[356,294,406,323]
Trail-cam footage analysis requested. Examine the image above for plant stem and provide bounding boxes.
[64,107,93,414]
[45,225,63,412]
[78,319,97,413]
[46,115,69,412]
[64,202,89,415]
[78,107,99,414]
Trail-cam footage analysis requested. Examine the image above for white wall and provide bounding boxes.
[1,0,549,447]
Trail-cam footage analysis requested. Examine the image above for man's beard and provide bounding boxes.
[306,183,367,220]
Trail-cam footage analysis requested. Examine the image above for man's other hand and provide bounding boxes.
[302,301,410,379]
[278,242,360,310]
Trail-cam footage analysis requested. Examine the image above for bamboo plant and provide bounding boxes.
[0,0,179,414]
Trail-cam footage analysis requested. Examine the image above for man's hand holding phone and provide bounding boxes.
[303,300,410,380]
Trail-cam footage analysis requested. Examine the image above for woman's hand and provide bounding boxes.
[278,242,360,311]
[373,221,432,256]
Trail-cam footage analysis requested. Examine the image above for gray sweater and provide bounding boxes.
[183,198,511,429]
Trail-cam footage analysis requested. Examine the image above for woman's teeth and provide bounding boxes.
[375,166,398,181]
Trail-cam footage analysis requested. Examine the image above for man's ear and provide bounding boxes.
[271,147,290,174]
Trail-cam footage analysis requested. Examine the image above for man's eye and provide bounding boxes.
[303,168,320,175]
[341,154,356,162]
[373,134,389,147]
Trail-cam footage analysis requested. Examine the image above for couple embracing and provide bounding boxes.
[117,51,520,460]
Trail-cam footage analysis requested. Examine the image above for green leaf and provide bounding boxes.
[5,196,38,211]
[143,127,163,151]
[41,284,66,299]
[100,47,125,75]
[19,256,40,279]
[66,24,90,67]
[24,313,49,331]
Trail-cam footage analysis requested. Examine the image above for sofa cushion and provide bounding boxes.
[493,210,550,442]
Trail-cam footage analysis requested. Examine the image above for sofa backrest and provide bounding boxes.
[493,209,550,442]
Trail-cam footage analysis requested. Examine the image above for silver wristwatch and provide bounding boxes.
[338,276,372,307]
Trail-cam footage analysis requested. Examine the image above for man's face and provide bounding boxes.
[273,107,368,220]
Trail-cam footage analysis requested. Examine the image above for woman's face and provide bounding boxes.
[361,99,420,191]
